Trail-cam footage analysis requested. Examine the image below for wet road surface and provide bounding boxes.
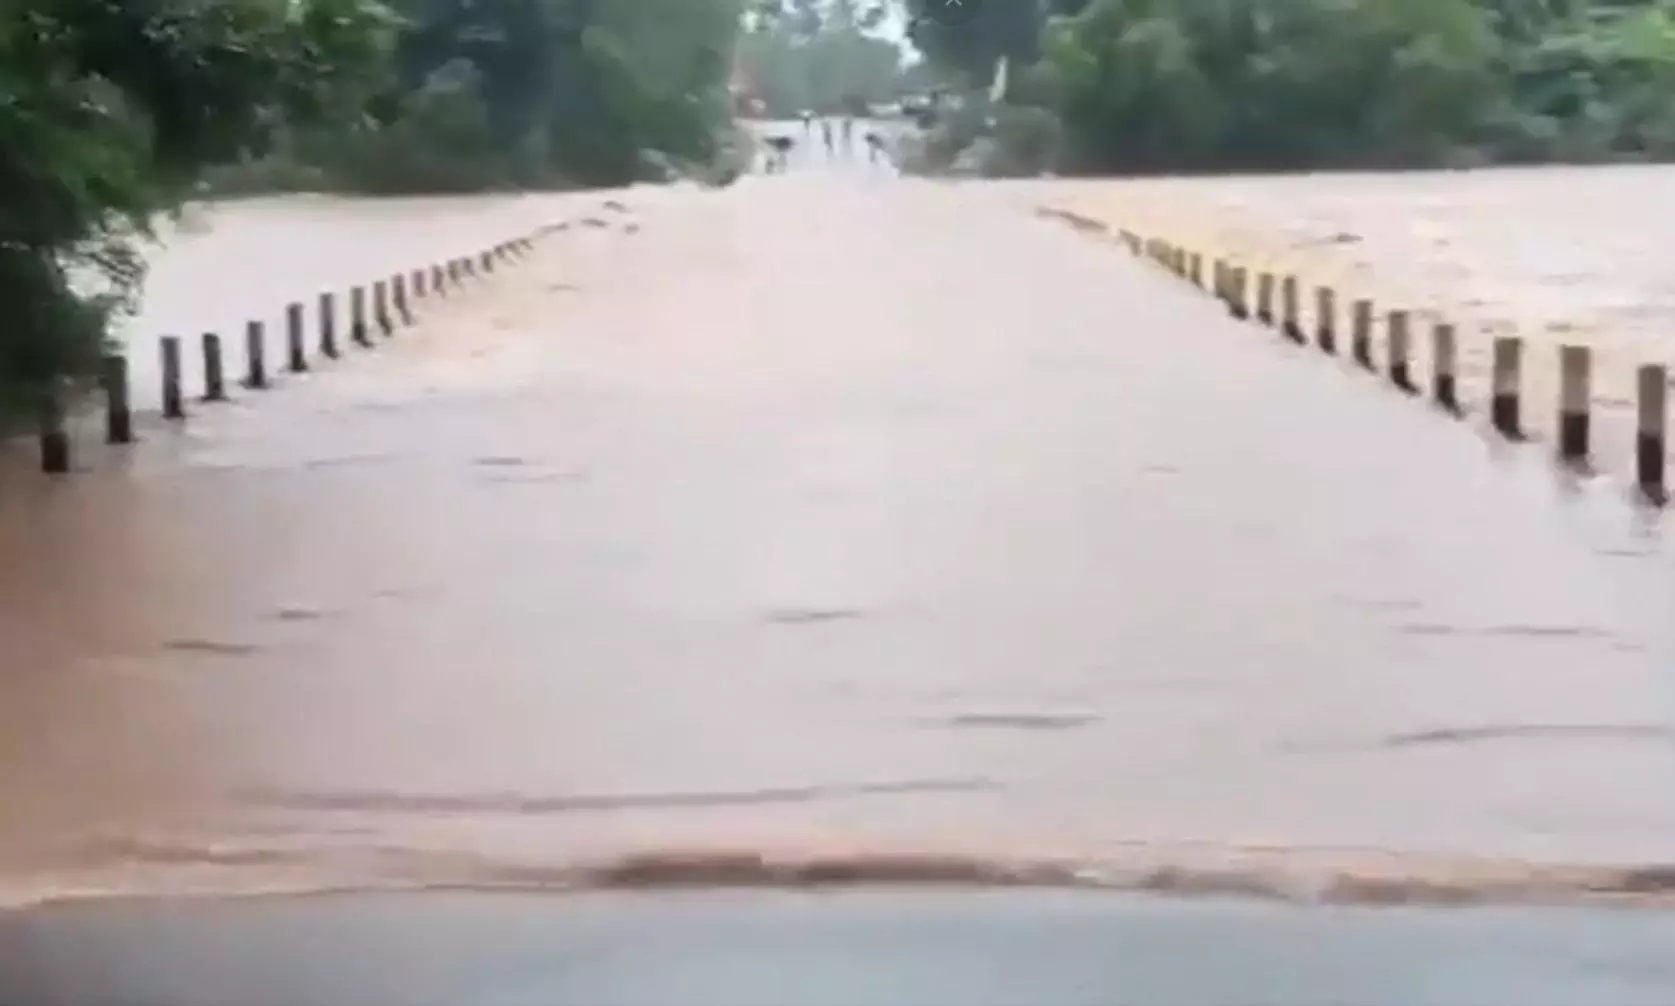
[2,162,1674,907]
[8,889,1675,1005]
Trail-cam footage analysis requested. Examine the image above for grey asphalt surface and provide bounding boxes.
[5,889,1675,1006]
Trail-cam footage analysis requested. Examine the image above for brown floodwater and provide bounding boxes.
[2,159,1674,908]
[1025,165,1675,482]
[111,191,612,413]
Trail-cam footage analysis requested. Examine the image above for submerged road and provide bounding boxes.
[0,160,1673,907]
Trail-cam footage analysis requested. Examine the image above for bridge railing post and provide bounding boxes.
[1637,364,1668,503]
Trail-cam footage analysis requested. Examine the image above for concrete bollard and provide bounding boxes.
[1351,300,1374,369]
[1213,260,1228,301]
[350,285,371,346]
[286,302,307,373]
[1387,310,1414,392]
[1636,364,1668,502]
[481,250,495,274]
[373,279,392,336]
[432,263,446,295]
[38,389,69,474]
[1431,322,1459,412]
[1490,336,1523,439]
[101,354,132,445]
[319,291,339,359]
[447,260,460,286]
[394,273,412,325]
[1281,276,1303,342]
[201,332,227,401]
[1256,272,1275,325]
[413,268,427,299]
[463,256,476,279]
[243,320,268,390]
[1315,287,1336,354]
[161,336,185,419]
[1189,252,1203,288]
[1228,266,1250,320]
[1557,345,1591,463]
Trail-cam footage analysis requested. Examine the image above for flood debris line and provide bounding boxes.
[1035,206,1671,508]
[30,210,634,477]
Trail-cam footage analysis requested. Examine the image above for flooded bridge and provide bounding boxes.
[1,139,1673,911]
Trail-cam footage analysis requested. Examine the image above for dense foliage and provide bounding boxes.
[0,0,393,420]
[902,0,1675,174]
[736,0,907,116]
[242,0,748,192]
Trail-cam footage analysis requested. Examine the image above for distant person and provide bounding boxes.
[865,131,887,164]
[800,110,813,133]
[764,135,794,173]
[820,118,835,155]
[841,116,855,152]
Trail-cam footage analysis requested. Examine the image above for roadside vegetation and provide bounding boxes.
[902,0,1675,176]
[735,0,913,117]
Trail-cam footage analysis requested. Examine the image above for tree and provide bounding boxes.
[900,0,1675,175]
[0,0,393,419]
[312,0,746,190]
[902,0,1046,83]
[738,0,904,115]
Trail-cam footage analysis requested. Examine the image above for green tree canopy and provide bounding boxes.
[898,0,1675,174]
[0,0,393,415]
[739,0,905,116]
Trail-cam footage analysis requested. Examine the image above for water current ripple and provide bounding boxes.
[237,778,1002,816]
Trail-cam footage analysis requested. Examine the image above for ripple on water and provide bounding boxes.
[235,779,1002,816]
[938,712,1103,731]
[159,639,264,658]
[11,841,1675,911]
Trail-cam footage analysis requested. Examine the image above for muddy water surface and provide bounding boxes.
[1027,166,1675,483]
[2,165,1674,908]
[109,191,614,413]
